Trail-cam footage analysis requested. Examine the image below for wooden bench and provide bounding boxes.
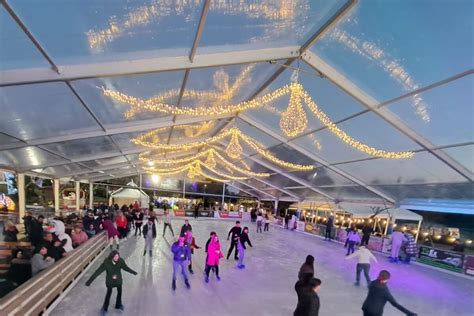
[0,232,107,315]
[0,241,33,276]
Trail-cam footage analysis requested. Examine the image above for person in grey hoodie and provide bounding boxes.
[31,245,55,275]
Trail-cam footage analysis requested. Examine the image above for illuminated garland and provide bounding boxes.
[119,82,414,159]
[133,128,314,170]
[226,131,243,159]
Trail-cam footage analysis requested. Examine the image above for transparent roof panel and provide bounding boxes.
[337,151,467,185]
[439,145,474,174]
[387,75,474,146]
[42,163,87,177]
[265,174,301,188]
[286,188,330,201]
[110,132,159,152]
[71,71,183,126]
[198,0,346,53]
[9,0,201,64]
[81,156,129,169]
[268,144,317,166]
[246,60,366,141]
[235,118,281,148]
[42,136,120,159]
[0,7,49,70]
[0,146,64,168]
[0,82,100,141]
[292,111,421,164]
[169,120,225,144]
[314,1,474,102]
[374,183,474,201]
[0,134,21,147]
[181,63,275,107]
[288,167,355,187]
[317,185,383,200]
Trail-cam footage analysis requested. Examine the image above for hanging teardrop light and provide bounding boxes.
[225,130,243,159]
[280,82,308,137]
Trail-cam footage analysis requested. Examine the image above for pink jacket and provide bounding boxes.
[206,241,223,266]
[72,231,89,247]
[102,219,119,238]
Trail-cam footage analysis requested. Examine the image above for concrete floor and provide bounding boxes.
[51,219,474,316]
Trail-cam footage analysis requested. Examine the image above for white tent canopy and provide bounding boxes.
[338,202,422,221]
[109,181,149,208]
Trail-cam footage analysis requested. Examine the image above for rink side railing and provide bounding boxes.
[0,232,107,316]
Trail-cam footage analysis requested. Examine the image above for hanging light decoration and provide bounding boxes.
[280,83,308,137]
[225,130,243,159]
[205,150,217,169]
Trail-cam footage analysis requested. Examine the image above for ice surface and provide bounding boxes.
[50,219,474,316]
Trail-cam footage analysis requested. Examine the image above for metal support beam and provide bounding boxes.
[302,51,473,182]
[234,181,277,199]
[1,114,234,152]
[238,114,394,202]
[17,173,25,222]
[54,179,60,215]
[1,0,59,73]
[0,46,300,87]
[189,0,211,62]
[226,183,260,200]
[89,182,93,209]
[75,181,80,211]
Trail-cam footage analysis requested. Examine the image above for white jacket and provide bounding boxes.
[345,247,378,264]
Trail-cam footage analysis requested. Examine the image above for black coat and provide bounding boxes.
[86,257,137,287]
[294,281,320,316]
[227,226,242,241]
[180,224,192,237]
[362,280,415,316]
[239,232,252,249]
[142,222,157,238]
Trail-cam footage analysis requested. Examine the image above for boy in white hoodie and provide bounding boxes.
[345,245,378,286]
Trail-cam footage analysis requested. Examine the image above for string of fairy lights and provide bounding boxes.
[105,81,415,160]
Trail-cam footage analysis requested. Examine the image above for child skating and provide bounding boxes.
[142,217,156,256]
[85,251,137,315]
[185,229,200,274]
[102,216,120,250]
[171,236,191,290]
[237,227,252,269]
[205,232,223,282]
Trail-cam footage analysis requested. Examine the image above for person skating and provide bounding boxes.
[180,219,192,237]
[163,210,175,237]
[171,236,191,290]
[133,209,144,236]
[345,245,377,286]
[226,221,242,260]
[236,226,252,269]
[205,233,224,282]
[298,255,315,284]
[403,233,417,264]
[362,270,417,316]
[86,251,137,315]
[325,215,334,241]
[102,216,120,250]
[263,213,270,232]
[142,218,156,257]
[256,212,263,233]
[116,211,128,240]
[362,221,374,246]
[185,229,200,274]
[389,230,407,263]
[294,277,321,316]
[346,229,361,256]
[284,213,290,229]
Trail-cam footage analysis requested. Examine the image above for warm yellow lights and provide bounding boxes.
[205,150,217,169]
[226,131,243,159]
[110,82,414,159]
[133,127,314,171]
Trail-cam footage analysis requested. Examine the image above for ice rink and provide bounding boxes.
[50,219,474,316]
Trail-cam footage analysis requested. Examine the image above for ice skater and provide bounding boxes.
[346,229,361,256]
[256,212,263,233]
[389,229,407,263]
[226,221,242,260]
[236,226,252,269]
[294,277,321,316]
[102,216,120,250]
[205,232,223,282]
[142,217,156,257]
[403,232,417,264]
[133,209,144,236]
[85,251,137,315]
[345,245,377,286]
[171,236,191,290]
[180,219,192,237]
[116,211,128,240]
[263,213,270,232]
[163,210,175,237]
[185,229,200,274]
[325,215,334,241]
[298,255,315,284]
[362,270,417,316]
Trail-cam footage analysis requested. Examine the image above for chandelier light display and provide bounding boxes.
[107,82,414,159]
[133,127,315,171]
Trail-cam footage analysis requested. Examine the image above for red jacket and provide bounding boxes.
[116,216,127,228]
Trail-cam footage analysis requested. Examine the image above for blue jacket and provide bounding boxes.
[171,242,191,261]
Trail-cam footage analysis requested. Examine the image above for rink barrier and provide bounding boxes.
[0,232,107,316]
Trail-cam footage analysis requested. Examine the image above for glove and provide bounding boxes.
[85,281,91,287]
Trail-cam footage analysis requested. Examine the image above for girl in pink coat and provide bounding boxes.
[205,232,223,283]
[102,217,120,250]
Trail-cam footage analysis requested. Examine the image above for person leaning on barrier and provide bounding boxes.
[31,245,55,276]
